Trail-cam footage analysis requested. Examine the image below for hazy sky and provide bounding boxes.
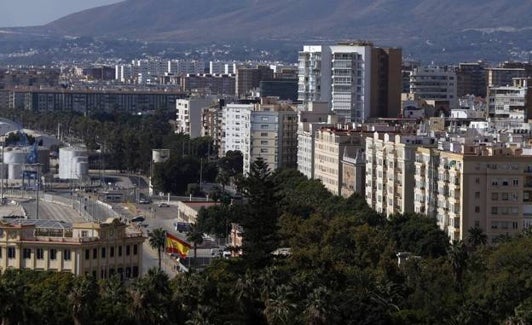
[0,0,123,27]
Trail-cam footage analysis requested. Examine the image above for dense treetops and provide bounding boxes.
[0,111,530,324]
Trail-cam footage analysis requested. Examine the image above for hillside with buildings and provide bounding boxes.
[1,0,531,63]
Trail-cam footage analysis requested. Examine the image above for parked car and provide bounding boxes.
[138,198,152,204]
[131,216,145,223]
[158,202,169,207]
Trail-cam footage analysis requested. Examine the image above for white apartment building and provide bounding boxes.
[298,44,372,123]
[487,77,531,132]
[410,66,458,109]
[176,97,215,138]
[222,101,297,174]
[365,133,435,216]
[209,61,236,75]
[168,60,205,75]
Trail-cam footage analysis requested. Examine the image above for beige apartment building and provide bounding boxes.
[314,127,365,196]
[365,132,435,216]
[0,218,144,279]
[425,145,532,242]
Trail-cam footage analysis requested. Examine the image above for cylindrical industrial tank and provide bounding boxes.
[58,147,88,180]
[3,148,28,165]
[76,157,89,178]
[8,164,22,180]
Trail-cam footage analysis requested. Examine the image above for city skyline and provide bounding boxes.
[0,0,122,27]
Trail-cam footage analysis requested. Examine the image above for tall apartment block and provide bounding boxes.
[365,133,435,216]
[222,99,297,174]
[409,66,458,110]
[314,127,366,196]
[487,62,532,87]
[415,141,532,242]
[487,78,532,130]
[456,62,486,97]
[176,97,216,138]
[298,42,402,122]
[235,66,274,98]
[297,102,333,179]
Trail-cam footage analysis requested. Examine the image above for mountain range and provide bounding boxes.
[2,0,532,63]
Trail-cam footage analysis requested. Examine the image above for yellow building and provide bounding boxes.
[314,127,365,196]
[434,146,532,242]
[0,217,144,279]
[365,132,435,216]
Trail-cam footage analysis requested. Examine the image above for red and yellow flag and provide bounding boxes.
[166,232,191,258]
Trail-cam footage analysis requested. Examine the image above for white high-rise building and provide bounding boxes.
[298,43,372,123]
[176,97,215,138]
[222,100,297,174]
[487,77,531,132]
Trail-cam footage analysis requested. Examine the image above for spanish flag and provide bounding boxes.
[166,232,192,258]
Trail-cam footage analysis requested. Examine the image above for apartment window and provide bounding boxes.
[133,244,138,255]
[513,179,519,186]
[475,177,480,184]
[260,124,268,129]
[8,247,16,259]
[475,206,480,213]
[36,248,44,260]
[261,149,268,153]
[261,132,268,136]
[110,247,115,257]
[491,207,498,215]
[64,249,71,261]
[474,220,480,228]
[85,249,90,260]
[513,222,519,229]
[50,249,57,260]
[261,117,269,121]
[502,193,508,201]
[491,193,498,200]
[491,221,498,229]
[23,248,31,259]
[261,140,268,145]
[118,246,122,257]
[501,207,509,215]
[93,248,97,259]
[101,247,106,258]
[475,192,480,199]
[126,245,131,256]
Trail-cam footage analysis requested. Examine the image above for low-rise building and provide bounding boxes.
[0,218,144,279]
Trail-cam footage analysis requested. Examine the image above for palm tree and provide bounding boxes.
[187,223,204,269]
[467,227,487,249]
[68,275,98,325]
[148,228,167,270]
[448,240,468,288]
[263,284,296,325]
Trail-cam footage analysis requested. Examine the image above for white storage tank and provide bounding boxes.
[3,147,29,165]
[8,164,22,180]
[58,146,88,180]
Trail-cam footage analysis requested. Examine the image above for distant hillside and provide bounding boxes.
[38,0,532,45]
[1,0,531,64]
